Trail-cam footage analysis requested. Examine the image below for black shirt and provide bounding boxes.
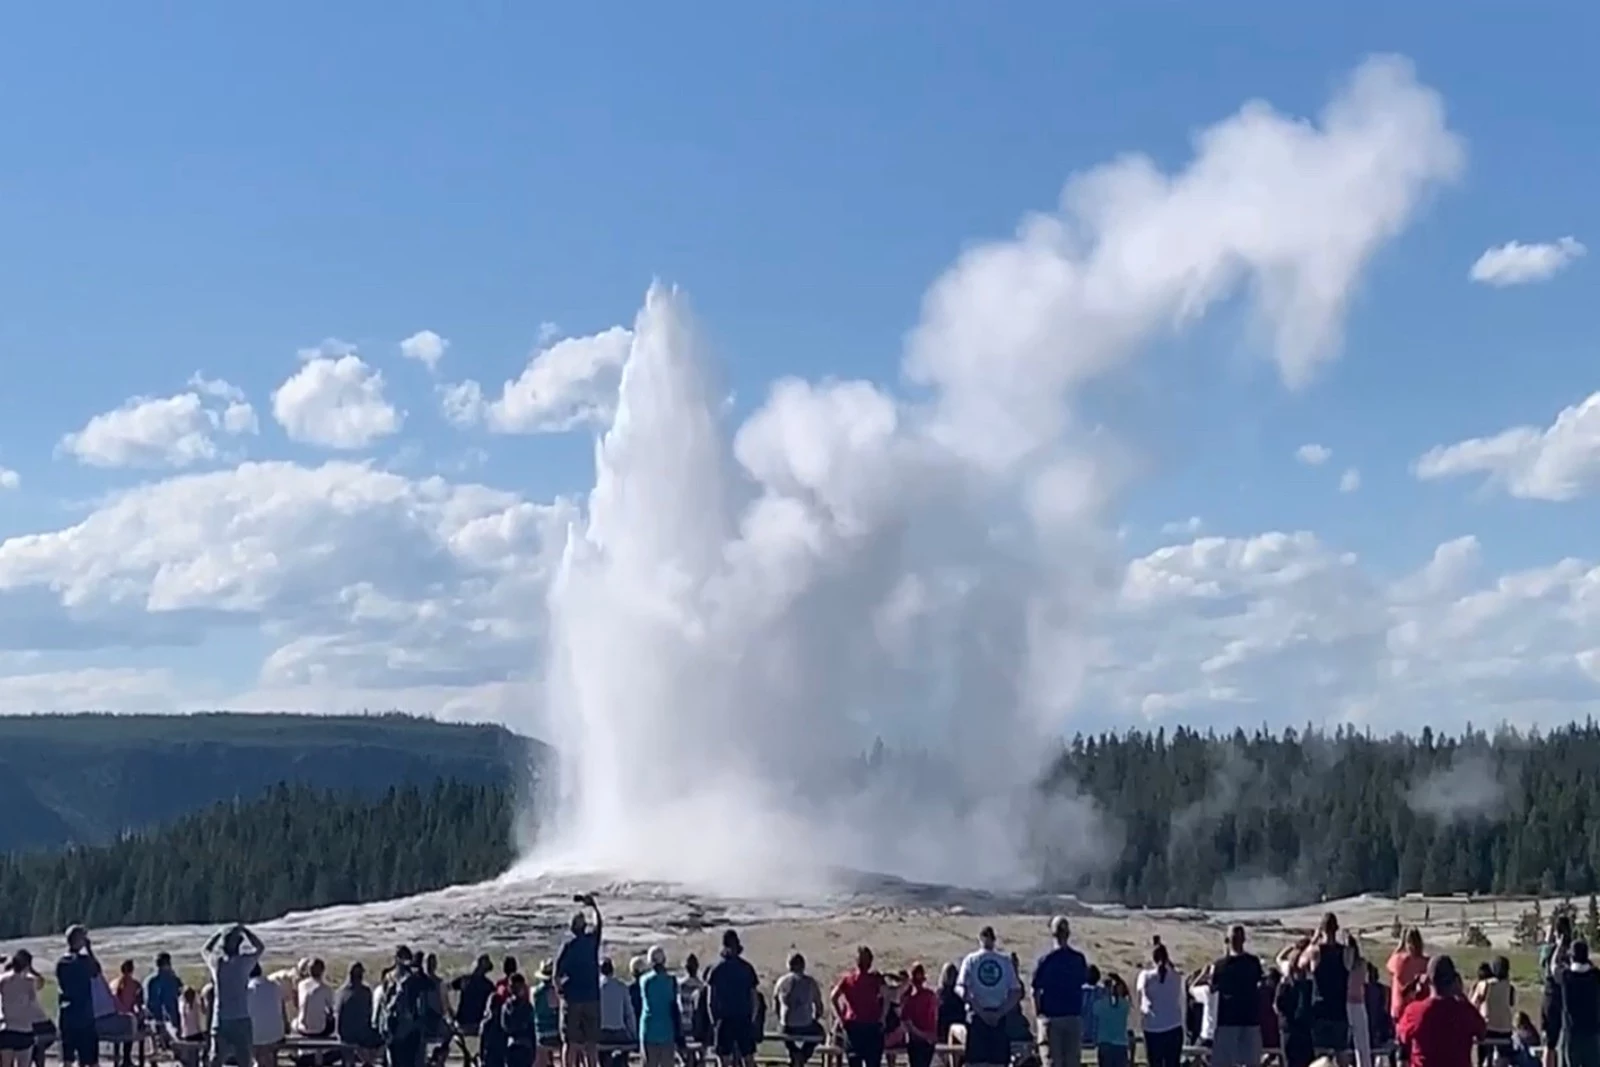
[451,973,495,1029]
[1212,953,1264,1028]
[1310,949,1349,1023]
[705,954,759,1023]
[1561,967,1600,1037]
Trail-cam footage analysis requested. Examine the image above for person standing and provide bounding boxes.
[773,954,824,1067]
[147,954,184,1034]
[1032,917,1089,1067]
[1299,915,1350,1057]
[832,948,887,1067]
[0,950,46,1067]
[556,895,605,1067]
[898,965,938,1067]
[1390,928,1432,1037]
[1396,956,1485,1067]
[1091,974,1131,1067]
[1547,917,1578,1067]
[704,931,759,1067]
[202,923,264,1067]
[1209,926,1263,1067]
[57,925,102,1067]
[1560,941,1600,1067]
[450,957,496,1040]
[955,927,1023,1067]
[1346,938,1373,1067]
[638,947,682,1067]
[1136,944,1185,1067]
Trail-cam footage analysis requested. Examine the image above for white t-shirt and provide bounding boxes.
[0,971,45,1032]
[179,997,207,1039]
[296,978,335,1035]
[1189,984,1218,1040]
[248,977,287,1046]
[1136,967,1185,1034]
[956,949,1021,1014]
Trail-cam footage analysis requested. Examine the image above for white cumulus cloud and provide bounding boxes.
[399,330,448,372]
[0,468,18,491]
[444,327,633,434]
[1414,391,1600,501]
[272,354,402,450]
[1340,468,1362,493]
[57,378,258,469]
[1297,443,1332,466]
[1469,237,1586,287]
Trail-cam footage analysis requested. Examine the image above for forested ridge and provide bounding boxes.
[0,780,515,938]
[0,712,541,852]
[4,723,1600,937]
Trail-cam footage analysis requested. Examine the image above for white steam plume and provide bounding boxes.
[523,56,1463,896]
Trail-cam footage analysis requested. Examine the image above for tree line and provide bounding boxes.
[6,724,1600,936]
[0,779,514,938]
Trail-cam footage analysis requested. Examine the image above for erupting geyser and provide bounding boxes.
[517,56,1463,896]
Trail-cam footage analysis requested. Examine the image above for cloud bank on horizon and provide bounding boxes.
[1,54,1598,749]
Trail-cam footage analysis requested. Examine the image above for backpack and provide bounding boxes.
[379,973,425,1043]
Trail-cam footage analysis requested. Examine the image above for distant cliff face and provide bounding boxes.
[0,712,545,853]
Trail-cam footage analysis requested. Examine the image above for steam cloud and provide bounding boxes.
[521,56,1463,896]
[1405,754,1512,823]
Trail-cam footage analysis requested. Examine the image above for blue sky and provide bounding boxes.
[1,1,1597,730]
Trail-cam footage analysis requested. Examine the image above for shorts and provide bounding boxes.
[713,1017,758,1058]
[59,1019,98,1066]
[213,1017,254,1067]
[1038,1016,1083,1067]
[562,1001,601,1047]
[1211,1025,1262,1067]
[538,1036,563,1050]
[0,1031,34,1052]
[964,1014,1011,1067]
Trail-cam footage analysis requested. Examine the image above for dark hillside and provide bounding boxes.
[0,712,544,852]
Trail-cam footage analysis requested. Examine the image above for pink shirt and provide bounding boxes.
[1387,951,1429,1020]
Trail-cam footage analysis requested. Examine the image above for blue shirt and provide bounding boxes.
[147,970,183,1025]
[1081,985,1102,1044]
[639,971,680,1046]
[56,952,100,1025]
[556,932,602,1004]
[1032,946,1088,1018]
[1092,996,1130,1047]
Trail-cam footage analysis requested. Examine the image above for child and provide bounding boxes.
[1093,973,1132,1067]
[1511,1011,1541,1067]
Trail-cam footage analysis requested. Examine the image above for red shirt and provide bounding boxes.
[1397,995,1487,1067]
[900,986,938,1040]
[836,971,886,1024]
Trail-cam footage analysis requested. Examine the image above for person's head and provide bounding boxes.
[1574,940,1592,967]
[1557,915,1575,941]
[600,958,615,979]
[1427,955,1460,997]
[475,954,493,975]
[1344,935,1363,968]
[1086,965,1101,986]
[1404,927,1424,955]
[425,953,438,976]
[910,963,926,988]
[394,945,414,971]
[310,958,326,981]
[120,959,135,977]
[1227,925,1246,954]
[1516,1011,1535,1033]
[181,987,197,1005]
[685,953,700,977]
[856,947,874,973]
[220,928,244,957]
[722,929,742,957]
[156,952,172,972]
[630,956,648,980]
[1492,956,1511,981]
[1152,943,1171,977]
[1476,961,1493,981]
[788,952,806,975]
[349,962,366,986]
[1318,913,1339,941]
[536,959,553,984]
[510,972,528,996]
[502,956,519,978]
[65,924,89,952]
[1051,916,1071,945]
[6,949,31,973]
[570,911,589,936]
[649,946,668,973]
[939,962,958,991]
[1107,973,1130,1000]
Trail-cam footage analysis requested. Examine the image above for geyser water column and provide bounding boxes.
[526,57,1464,895]
[533,285,1111,895]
